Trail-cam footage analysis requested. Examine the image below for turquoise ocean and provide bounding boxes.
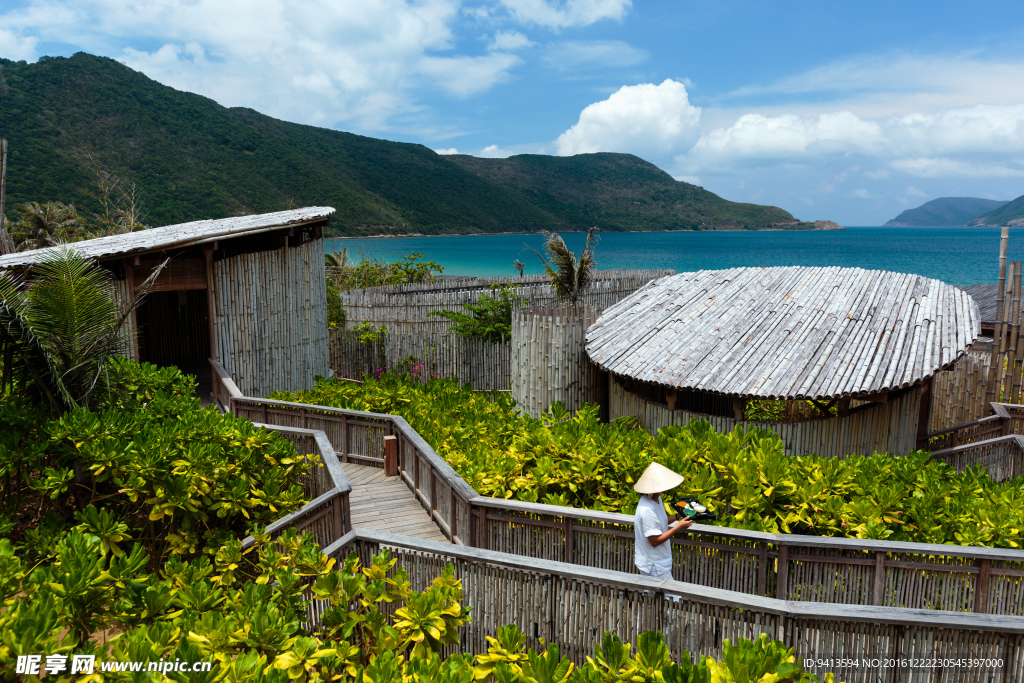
[327,227,1024,286]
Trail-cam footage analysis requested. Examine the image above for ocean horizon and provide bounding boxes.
[327,226,1024,287]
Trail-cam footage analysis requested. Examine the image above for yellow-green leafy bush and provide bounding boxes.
[1,358,309,564]
[275,374,1024,548]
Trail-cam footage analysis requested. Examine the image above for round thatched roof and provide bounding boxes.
[585,266,980,400]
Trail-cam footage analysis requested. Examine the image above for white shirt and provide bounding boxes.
[634,495,672,574]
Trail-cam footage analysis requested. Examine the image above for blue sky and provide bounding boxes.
[3,0,1024,225]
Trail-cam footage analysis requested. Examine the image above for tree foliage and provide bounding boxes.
[429,285,525,342]
[0,246,160,413]
[525,228,598,304]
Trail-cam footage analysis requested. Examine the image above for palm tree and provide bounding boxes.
[512,259,525,278]
[11,202,84,250]
[0,246,160,412]
[524,227,599,304]
[325,246,349,283]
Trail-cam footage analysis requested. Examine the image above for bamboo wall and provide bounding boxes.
[609,377,922,457]
[930,353,994,431]
[328,328,511,391]
[340,270,673,335]
[213,238,329,396]
[510,304,606,418]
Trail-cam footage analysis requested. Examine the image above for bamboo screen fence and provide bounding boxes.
[511,304,605,418]
[213,237,329,396]
[608,376,922,458]
[339,270,673,334]
[328,269,670,389]
[328,329,511,391]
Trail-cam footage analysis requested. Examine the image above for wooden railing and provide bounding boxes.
[238,422,352,552]
[213,360,1024,616]
[325,529,1024,683]
[214,359,475,546]
[921,402,1024,481]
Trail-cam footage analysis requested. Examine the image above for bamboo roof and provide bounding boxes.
[0,207,335,268]
[962,284,998,324]
[585,266,981,400]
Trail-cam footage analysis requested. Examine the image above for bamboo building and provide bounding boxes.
[0,207,334,397]
[585,266,981,457]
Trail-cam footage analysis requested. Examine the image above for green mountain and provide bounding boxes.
[883,197,1009,226]
[969,193,1024,226]
[0,52,819,235]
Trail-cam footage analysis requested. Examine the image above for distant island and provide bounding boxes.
[0,53,838,236]
[884,197,1010,226]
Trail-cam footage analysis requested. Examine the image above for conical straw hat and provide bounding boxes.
[633,462,684,495]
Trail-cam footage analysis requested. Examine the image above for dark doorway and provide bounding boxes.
[136,290,212,398]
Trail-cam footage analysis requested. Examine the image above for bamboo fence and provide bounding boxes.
[213,237,329,396]
[510,303,605,418]
[608,377,921,458]
[328,328,511,391]
[339,270,673,335]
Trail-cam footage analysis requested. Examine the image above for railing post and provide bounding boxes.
[430,469,437,513]
[451,488,458,541]
[757,542,768,596]
[301,407,307,430]
[469,502,477,547]
[975,559,992,614]
[872,551,886,606]
[383,436,398,477]
[415,450,421,492]
[341,414,348,463]
[333,493,346,539]
[563,516,574,564]
[775,544,788,601]
[262,402,268,424]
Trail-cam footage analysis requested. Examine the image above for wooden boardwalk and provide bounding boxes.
[342,463,449,543]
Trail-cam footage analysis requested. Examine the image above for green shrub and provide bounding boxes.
[276,373,1024,548]
[1,358,309,565]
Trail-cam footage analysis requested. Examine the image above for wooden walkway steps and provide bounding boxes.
[342,463,449,543]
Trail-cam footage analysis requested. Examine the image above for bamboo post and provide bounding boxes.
[988,226,1010,405]
[1011,262,1023,403]
[0,138,8,255]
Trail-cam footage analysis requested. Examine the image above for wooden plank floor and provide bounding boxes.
[342,463,450,543]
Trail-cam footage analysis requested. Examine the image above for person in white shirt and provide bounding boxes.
[633,462,692,579]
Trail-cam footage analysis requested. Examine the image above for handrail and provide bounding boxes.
[469,496,1024,562]
[336,529,1024,634]
[237,420,353,551]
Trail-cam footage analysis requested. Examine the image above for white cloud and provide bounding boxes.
[0,28,37,61]
[498,0,631,29]
[676,103,1024,177]
[418,52,522,98]
[904,185,927,197]
[544,40,646,70]
[434,147,459,154]
[555,79,701,156]
[489,30,532,51]
[890,158,1024,178]
[686,111,884,168]
[721,53,1024,117]
[850,189,871,198]
[0,0,523,131]
[479,144,513,157]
